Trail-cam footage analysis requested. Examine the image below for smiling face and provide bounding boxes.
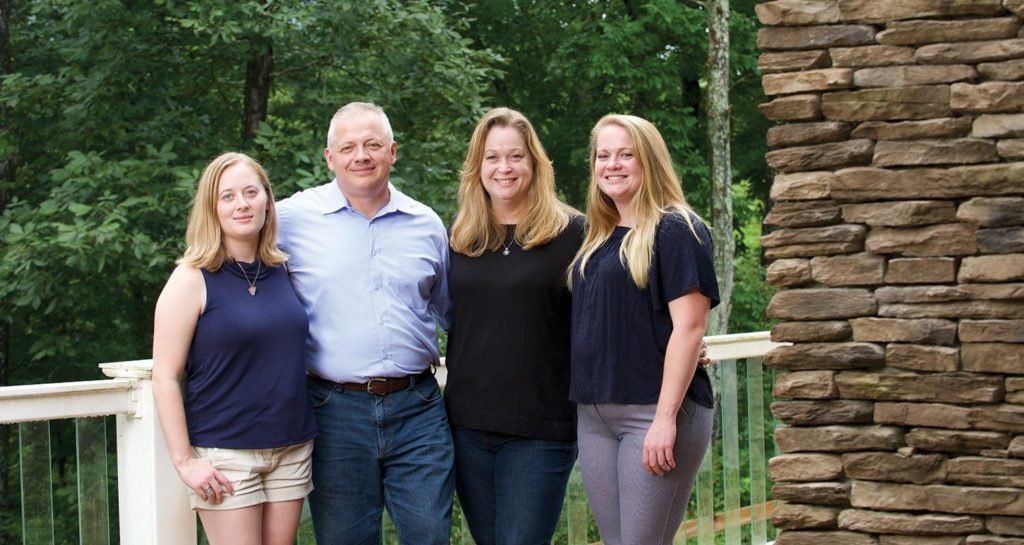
[481,125,533,222]
[324,110,397,203]
[594,123,642,210]
[216,162,268,244]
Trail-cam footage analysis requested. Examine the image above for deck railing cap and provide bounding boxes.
[100,359,154,379]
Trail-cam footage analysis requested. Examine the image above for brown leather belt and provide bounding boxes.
[309,369,432,396]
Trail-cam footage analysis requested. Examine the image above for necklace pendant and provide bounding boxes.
[503,248,510,256]
[248,286,256,296]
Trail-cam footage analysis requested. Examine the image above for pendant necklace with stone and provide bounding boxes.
[236,260,260,296]
[501,231,516,256]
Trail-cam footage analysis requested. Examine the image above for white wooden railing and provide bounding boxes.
[0,331,784,545]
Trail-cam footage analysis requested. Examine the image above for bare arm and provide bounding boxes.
[151,265,233,501]
[642,288,711,477]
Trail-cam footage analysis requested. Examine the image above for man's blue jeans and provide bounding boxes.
[453,426,578,545]
[307,374,454,545]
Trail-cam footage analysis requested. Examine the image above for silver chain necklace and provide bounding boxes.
[236,260,260,296]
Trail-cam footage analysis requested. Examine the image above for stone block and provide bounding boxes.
[766,139,873,172]
[1009,0,1024,18]
[953,82,1024,113]
[876,17,1022,45]
[874,139,999,167]
[774,530,877,545]
[765,241,865,259]
[958,198,1024,226]
[999,139,1024,160]
[854,65,977,88]
[886,344,959,372]
[973,114,1024,138]
[770,453,845,482]
[853,117,973,141]
[979,227,1024,254]
[772,321,852,342]
[767,258,812,287]
[837,371,1003,403]
[1012,436,1024,458]
[759,50,832,73]
[768,122,853,148]
[1009,379,1024,404]
[866,224,978,257]
[765,200,842,227]
[949,457,1024,488]
[961,283,1024,300]
[772,502,840,529]
[880,301,1024,320]
[965,534,1024,544]
[761,94,822,121]
[759,25,876,50]
[842,452,946,484]
[837,0,1005,24]
[987,516,1024,536]
[960,320,1024,342]
[979,59,1024,81]
[907,429,1010,454]
[875,286,970,304]
[843,201,957,226]
[960,255,1024,282]
[767,289,876,320]
[776,425,904,453]
[771,171,833,201]
[772,400,875,425]
[823,85,951,122]
[879,403,1024,434]
[756,1,842,25]
[851,317,956,344]
[839,508,985,534]
[851,480,1024,515]
[875,402,972,430]
[832,163,1024,201]
[764,68,854,96]
[774,370,839,399]
[830,45,915,67]
[919,39,1024,65]
[963,343,1024,374]
[810,254,884,286]
[765,342,885,370]
[880,537,965,545]
[774,482,852,506]
[886,258,957,284]
[763,224,866,248]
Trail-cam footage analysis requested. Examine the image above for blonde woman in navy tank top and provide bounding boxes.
[152,152,317,545]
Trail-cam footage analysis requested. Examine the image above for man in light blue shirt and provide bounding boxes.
[276,102,453,545]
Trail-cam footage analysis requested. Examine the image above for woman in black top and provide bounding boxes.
[446,107,582,545]
[569,114,719,545]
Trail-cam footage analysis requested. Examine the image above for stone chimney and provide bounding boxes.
[757,1,1024,544]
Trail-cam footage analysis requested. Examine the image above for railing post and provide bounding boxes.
[101,360,196,545]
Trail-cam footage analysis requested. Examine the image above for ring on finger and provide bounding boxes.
[203,486,214,495]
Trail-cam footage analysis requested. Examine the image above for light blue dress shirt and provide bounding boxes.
[276,180,451,383]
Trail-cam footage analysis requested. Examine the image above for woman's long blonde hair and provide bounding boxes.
[570,114,703,289]
[178,152,287,271]
[450,107,576,256]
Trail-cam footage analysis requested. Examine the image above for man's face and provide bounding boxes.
[324,111,397,197]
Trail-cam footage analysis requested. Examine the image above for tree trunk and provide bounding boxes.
[242,38,273,146]
[706,0,734,335]
[0,0,13,534]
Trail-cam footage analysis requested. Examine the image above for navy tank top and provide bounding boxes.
[184,260,316,448]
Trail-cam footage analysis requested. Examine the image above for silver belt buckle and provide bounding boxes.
[366,378,387,395]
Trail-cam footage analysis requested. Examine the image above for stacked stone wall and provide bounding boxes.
[757,1,1024,544]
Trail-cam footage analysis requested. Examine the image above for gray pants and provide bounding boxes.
[577,399,713,545]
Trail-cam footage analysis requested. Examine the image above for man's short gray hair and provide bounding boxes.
[326,102,394,148]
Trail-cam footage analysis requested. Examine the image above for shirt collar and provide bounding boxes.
[319,180,419,218]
